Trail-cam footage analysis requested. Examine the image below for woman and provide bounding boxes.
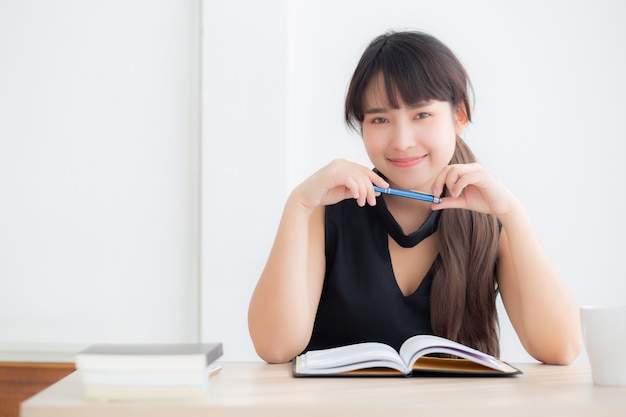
[248,30,581,365]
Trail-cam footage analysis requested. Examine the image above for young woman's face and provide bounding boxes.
[361,75,467,191]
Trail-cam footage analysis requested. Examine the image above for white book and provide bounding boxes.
[76,343,223,371]
[81,364,222,387]
[293,335,521,377]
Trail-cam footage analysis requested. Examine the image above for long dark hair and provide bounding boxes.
[345,30,500,356]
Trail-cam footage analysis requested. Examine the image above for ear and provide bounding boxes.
[454,106,469,135]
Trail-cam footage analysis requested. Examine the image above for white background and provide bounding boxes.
[1,0,625,363]
[0,0,201,345]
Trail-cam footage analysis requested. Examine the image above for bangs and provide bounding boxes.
[345,31,472,132]
[377,44,453,109]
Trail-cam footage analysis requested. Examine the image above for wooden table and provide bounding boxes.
[20,361,626,417]
[1,343,80,417]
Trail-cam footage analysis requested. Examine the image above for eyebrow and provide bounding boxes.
[364,107,387,115]
[364,100,434,115]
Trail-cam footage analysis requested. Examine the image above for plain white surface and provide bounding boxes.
[581,306,626,385]
[0,0,201,344]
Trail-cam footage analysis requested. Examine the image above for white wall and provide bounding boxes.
[0,0,201,344]
[2,0,624,363]
[200,0,289,360]
[203,0,626,361]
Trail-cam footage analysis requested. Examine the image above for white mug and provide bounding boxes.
[581,305,626,386]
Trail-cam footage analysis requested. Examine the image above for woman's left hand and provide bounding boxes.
[430,163,519,216]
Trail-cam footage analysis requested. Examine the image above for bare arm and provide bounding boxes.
[496,204,581,365]
[247,195,326,364]
[431,163,582,364]
[248,160,388,363]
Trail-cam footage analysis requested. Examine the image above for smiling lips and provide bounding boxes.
[388,155,427,168]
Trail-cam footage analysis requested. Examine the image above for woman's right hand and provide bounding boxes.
[293,159,389,209]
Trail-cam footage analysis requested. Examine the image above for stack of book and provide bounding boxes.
[75,342,223,401]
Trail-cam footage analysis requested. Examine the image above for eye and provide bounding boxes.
[371,117,388,124]
[414,112,431,120]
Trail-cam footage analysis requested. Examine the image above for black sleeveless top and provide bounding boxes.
[304,196,441,353]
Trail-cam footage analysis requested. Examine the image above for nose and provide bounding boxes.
[390,118,416,151]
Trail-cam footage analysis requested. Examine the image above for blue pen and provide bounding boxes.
[373,186,443,204]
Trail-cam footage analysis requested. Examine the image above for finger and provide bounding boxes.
[363,178,379,206]
[437,166,463,198]
[368,170,390,189]
[431,165,455,197]
[352,174,371,206]
[355,179,368,207]
[431,195,467,211]
[351,174,372,207]
[450,171,485,196]
[343,177,361,203]
[446,172,465,198]
[443,165,480,198]
[363,168,389,206]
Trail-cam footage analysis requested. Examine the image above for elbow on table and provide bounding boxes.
[252,341,300,364]
[249,325,308,364]
[532,337,583,366]
[248,303,313,364]
[258,350,295,365]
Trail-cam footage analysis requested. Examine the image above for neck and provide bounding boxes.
[382,194,434,234]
